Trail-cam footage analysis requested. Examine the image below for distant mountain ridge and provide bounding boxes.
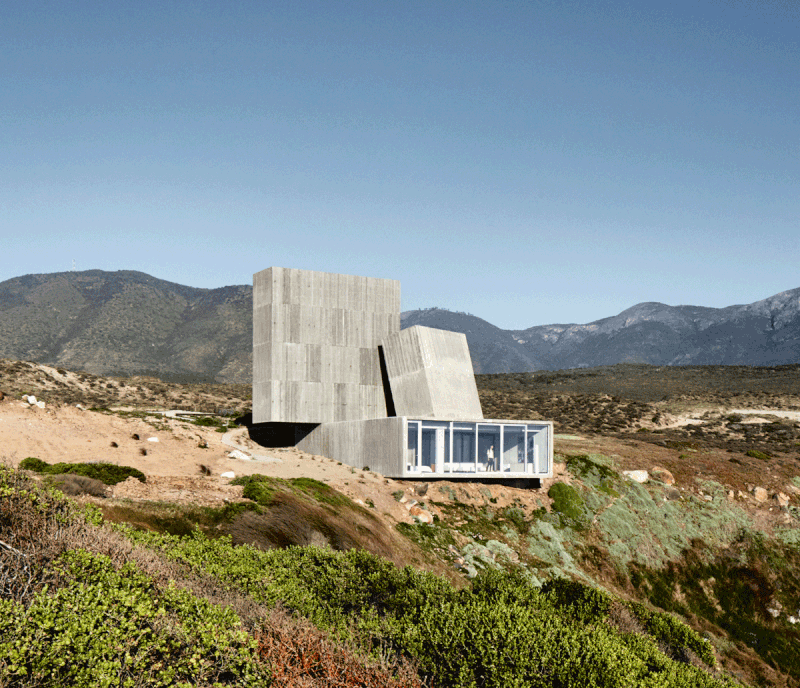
[0,270,252,383]
[403,287,800,373]
[0,270,797,381]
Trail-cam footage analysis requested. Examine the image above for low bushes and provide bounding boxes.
[0,550,266,686]
[124,529,732,688]
[19,457,145,485]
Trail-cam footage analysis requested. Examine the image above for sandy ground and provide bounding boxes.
[2,396,796,524]
[0,398,417,521]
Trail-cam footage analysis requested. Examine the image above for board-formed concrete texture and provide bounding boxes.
[381,325,483,420]
[253,267,400,424]
[252,266,554,480]
[296,417,405,476]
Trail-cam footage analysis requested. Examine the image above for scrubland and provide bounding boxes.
[1,360,799,686]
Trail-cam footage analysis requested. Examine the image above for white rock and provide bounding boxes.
[789,616,799,625]
[147,437,159,443]
[36,400,45,409]
[220,471,236,479]
[623,470,649,483]
[228,449,251,461]
[752,486,769,503]
[767,599,783,618]
[26,395,37,405]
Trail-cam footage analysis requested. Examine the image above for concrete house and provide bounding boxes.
[253,267,553,481]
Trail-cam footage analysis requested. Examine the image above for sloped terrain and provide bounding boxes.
[0,271,251,382]
[1,360,799,685]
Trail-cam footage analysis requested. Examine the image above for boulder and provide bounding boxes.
[220,471,236,479]
[773,492,790,508]
[147,437,159,443]
[623,470,649,484]
[752,486,769,503]
[228,449,251,461]
[408,505,433,524]
[650,466,675,485]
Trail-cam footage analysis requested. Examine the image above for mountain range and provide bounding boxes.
[0,270,797,382]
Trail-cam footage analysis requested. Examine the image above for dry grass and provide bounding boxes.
[257,607,423,688]
[43,473,110,498]
[223,491,398,562]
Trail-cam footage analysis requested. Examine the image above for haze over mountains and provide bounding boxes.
[0,270,797,382]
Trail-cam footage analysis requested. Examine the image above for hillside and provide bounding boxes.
[403,287,800,372]
[0,270,798,380]
[1,360,799,685]
[0,270,251,382]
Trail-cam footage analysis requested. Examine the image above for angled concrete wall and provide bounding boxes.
[381,325,484,420]
[296,416,405,476]
[253,267,401,424]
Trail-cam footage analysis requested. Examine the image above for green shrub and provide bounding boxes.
[541,577,611,623]
[119,529,734,688]
[20,458,146,485]
[0,549,266,686]
[19,457,49,472]
[548,482,590,530]
[628,602,716,667]
[746,449,771,461]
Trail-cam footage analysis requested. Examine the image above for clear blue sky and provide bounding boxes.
[2,0,797,329]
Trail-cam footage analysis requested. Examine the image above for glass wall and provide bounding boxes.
[478,425,501,472]
[407,420,452,474]
[406,420,550,475]
[503,426,526,472]
[452,422,475,472]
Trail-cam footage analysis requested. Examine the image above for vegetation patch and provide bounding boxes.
[0,549,266,686]
[19,457,145,485]
[629,533,800,682]
[745,449,771,461]
[564,453,621,496]
[547,482,590,530]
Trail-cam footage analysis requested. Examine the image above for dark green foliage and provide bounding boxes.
[0,550,266,686]
[547,482,590,530]
[628,602,716,667]
[192,415,222,427]
[291,477,353,508]
[19,457,145,485]
[745,449,771,460]
[18,457,48,472]
[630,532,800,681]
[242,479,280,506]
[501,506,530,534]
[233,474,355,511]
[122,528,733,688]
[541,577,611,623]
[564,454,620,495]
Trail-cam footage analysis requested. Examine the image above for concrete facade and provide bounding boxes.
[252,266,553,480]
[253,267,400,424]
[381,326,483,420]
[296,417,405,476]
